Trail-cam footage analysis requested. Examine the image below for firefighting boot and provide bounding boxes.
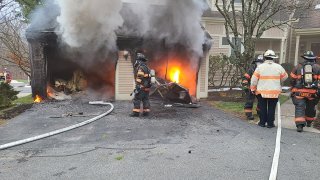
[267,123,276,128]
[297,125,304,132]
[245,112,254,120]
[267,124,275,128]
[129,112,140,117]
[306,121,312,127]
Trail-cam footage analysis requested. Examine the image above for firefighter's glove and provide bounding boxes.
[130,85,141,96]
[241,80,249,90]
[134,86,140,94]
[241,80,248,86]
[241,85,249,91]
[135,85,141,91]
[133,89,138,94]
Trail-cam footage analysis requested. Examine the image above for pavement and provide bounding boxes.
[9,80,32,98]
[0,96,320,180]
[278,98,320,133]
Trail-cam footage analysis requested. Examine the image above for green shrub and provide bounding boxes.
[0,83,19,108]
[208,54,242,88]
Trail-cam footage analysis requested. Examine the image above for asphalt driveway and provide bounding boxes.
[0,96,319,180]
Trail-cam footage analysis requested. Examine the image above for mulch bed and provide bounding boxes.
[207,90,245,102]
[0,104,33,120]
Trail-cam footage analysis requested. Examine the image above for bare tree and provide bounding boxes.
[0,18,30,77]
[215,0,315,72]
[0,0,21,24]
[0,0,30,77]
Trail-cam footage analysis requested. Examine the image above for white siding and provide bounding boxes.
[115,51,135,100]
[210,36,230,56]
[197,52,209,99]
[263,28,284,38]
[206,24,225,35]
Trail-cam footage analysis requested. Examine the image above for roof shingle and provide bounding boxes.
[296,8,320,29]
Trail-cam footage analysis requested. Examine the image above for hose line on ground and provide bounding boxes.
[0,101,114,150]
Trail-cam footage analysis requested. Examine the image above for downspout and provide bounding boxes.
[287,11,296,64]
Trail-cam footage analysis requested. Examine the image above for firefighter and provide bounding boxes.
[242,55,264,120]
[130,53,152,117]
[251,50,288,128]
[290,50,320,132]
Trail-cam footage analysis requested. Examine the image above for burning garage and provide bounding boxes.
[26,0,212,104]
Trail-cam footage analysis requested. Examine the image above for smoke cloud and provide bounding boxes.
[28,0,209,63]
[164,0,208,56]
[26,0,210,97]
[121,0,208,56]
[56,0,123,52]
[28,0,60,32]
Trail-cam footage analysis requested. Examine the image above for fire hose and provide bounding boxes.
[0,101,114,150]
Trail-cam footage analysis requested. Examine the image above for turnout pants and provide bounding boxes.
[244,89,260,115]
[132,90,150,113]
[257,95,278,126]
[292,95,319,126]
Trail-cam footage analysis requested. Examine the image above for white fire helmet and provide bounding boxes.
[256,55,264,62]
[264,49,278,59]
[257,54,263,61]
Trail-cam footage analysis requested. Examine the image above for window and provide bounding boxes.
[222,37,229,45]
[234,0,242,3]
[221,36,242,56]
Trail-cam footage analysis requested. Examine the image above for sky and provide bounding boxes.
[0,0,22,23]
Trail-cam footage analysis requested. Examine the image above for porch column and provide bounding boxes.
[294,35,300,66]
[280,38,285,64]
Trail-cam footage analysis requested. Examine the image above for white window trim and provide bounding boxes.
[230,38,244,57]
[219,36,230,48]
[212,0,242,11]
[218,35,244,56]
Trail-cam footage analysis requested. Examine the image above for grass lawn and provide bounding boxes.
[0,95,33,124]
[0,94,33,113]
[209,94,290,119]
[13,94,33,104]
[16,79,29,83]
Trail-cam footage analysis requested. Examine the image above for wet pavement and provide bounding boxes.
[0,96,319,180]
[277,96,320,133]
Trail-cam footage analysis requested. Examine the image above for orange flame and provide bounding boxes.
[149,56,198,96]
[170,68,180,83]
[34,95,42,103]
[47,86,54,98]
